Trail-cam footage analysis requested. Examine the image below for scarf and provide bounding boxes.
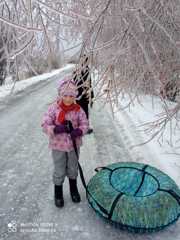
[57,101,80,123]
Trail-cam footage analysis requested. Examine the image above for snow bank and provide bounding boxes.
[0,64,75,100]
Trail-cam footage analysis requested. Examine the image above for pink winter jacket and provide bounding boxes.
[41,101,89,152]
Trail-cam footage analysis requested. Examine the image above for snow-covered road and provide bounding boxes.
[0,71,179,240]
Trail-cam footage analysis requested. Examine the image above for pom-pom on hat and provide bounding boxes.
[57,76,78,97]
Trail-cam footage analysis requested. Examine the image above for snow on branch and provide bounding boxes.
[36,0,93,21]
[9,34,34,59]
[0,15,43,32]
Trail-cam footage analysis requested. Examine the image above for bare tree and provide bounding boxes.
[0,37,7,86]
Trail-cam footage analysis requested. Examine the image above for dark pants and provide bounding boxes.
[77,100,89,119]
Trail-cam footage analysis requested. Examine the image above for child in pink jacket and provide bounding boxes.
[41,77,89,208]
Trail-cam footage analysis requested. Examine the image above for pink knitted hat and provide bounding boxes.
[57,77,78,97]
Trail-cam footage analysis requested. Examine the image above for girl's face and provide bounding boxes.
[62,95,75,106]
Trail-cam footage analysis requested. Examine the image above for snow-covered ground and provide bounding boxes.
[0,65,179,240]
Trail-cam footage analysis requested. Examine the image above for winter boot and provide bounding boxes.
[54,185,64,208]
[69,179,81,203]
[87,128,93,134]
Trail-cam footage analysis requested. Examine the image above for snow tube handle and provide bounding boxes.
[95,167,104,172]
[95,166,112,172]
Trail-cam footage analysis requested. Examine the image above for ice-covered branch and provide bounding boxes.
[36,0,92,21]
[0,15,43,32]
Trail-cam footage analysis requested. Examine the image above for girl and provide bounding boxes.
[41,77,89,208]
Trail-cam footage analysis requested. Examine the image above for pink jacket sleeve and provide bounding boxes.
[78,108,89,135]
[41,103,56,137]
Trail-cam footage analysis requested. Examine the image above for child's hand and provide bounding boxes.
[70,128,83,140]
[54,124,68,134]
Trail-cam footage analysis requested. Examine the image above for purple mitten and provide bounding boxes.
[53,124,68,134]
[70,128,83,140]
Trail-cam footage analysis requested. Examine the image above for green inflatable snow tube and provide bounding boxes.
[87,162,180,233]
